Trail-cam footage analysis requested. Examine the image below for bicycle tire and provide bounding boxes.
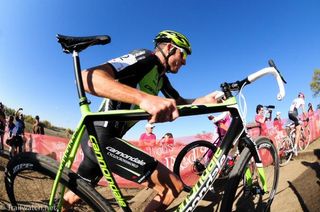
[5,152,114,212]
[173,140,216,192]
[298,126,310,151]
[221,137,279,212]
[277,136,294,167]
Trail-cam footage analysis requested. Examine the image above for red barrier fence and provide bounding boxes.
[3,110,320,188]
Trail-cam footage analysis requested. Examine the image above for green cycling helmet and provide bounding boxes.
[154,30,192,55]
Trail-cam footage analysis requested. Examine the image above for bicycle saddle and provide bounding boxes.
[56,34,111,54]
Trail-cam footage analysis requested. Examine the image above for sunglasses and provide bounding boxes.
[172,44,187,60]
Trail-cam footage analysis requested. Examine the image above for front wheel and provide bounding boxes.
[221,137,279,212]
[5,152,114,211]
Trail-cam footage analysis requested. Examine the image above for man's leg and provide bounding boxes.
[63,190,80,211]
[142,163,183,211]
[294,125,301,156]
[63,157,102,210]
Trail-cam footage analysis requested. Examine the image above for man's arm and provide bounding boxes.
[255,115,266,124]
[82,64,178,123]
[161,75,220,105]
[15,108,23,119]
[175,92,221,105]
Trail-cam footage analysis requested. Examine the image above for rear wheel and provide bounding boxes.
[221,137,279,212]
[5,152,114,211]
[277,137,294,166]
[173,140,216,192]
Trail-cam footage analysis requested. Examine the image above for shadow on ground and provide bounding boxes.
[287,148,320,212]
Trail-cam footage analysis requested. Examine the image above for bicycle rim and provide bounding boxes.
[173,140,216,192]
[5,152,113,212]
[222,137,279,212]
[278,137,294,167]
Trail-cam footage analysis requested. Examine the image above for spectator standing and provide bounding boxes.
[139,123,157,146]
[158,132,174,146]
[307,103,314,117]
[12,108,25,154]
[32,115,45,135]
[255,104,271,136]
[0,102,6,150]
[6,115,15,157]
[273,111,283,131]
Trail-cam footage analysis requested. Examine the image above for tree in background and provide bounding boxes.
[42,120,52,128]
[4,106,15,116]
[65,128,74,138]
[310,69,320,109]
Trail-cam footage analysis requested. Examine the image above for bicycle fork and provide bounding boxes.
[243,137,268,194]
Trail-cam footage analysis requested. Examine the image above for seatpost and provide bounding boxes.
[72,51,89,106]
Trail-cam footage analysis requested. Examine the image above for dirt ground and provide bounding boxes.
[0,140,319,211]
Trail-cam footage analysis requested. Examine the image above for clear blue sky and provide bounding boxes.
[0,0,319,140]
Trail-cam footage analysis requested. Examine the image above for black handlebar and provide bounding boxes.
[220,79,249,99]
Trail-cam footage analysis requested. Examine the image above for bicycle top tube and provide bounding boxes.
[81,97,238,122]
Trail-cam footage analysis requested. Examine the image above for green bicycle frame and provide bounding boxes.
[48,97,268,211]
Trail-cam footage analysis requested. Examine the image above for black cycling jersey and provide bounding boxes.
[95,49,181,137]
[78,49,182,184]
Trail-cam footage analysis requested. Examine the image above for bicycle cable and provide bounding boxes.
[238,81,248,127]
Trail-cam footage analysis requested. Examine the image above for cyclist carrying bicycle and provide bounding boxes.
[63,30,222,211]
[288,92,307,156]
[208,111,231,141]
[205,112,231,164]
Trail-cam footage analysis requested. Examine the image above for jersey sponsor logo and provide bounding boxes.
[139,66,163,96]
[106,146,146,166]
[108,53,137,72]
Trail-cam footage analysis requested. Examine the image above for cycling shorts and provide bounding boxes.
[78,126,158,185]
[288,110,299,126]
